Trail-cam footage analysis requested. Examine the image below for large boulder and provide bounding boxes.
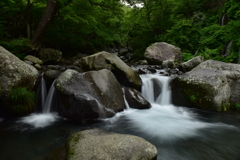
[0,46,39,116]
[171,69,230,111]
[179,56,204,72]
[38,48,62,64]
[55,69,124,120]
[74,51,142,90]
[193,60,240,106]
[123,87,151,109]
[172,60,240,111]
[144,42,182,65]
[66,128,157,160]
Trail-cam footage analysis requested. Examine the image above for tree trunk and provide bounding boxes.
[30,0,57,50]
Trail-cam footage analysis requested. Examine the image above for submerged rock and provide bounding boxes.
[124,87,151,109]
[73,51,142,90]
[144,42,182,65]
[66,128,157,160]
[55,69,124,120]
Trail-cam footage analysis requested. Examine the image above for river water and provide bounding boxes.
[0,73,240,160]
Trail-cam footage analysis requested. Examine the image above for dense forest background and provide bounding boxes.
[0,0,240,63]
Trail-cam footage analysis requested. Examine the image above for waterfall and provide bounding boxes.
[42,81,57,113]
[18,75,59,128]
[122,88,130,109]
[226,40,233,57]
[141,74,171,105]
[36,74,57,113]
[36,73,47,112]
[221,13,225,26]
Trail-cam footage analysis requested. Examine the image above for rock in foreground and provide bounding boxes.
[67,128,157,160]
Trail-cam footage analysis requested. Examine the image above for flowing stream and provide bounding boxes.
[1,72,240,160]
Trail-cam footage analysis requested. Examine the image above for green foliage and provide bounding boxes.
[10,87,35,113]
[219,102,230,112]
[0,0,239,63]
[189,94,197,103]
[162,19,201,52]
[1,38,32,59]
[182,52,194,62]
[197,48,238,63]
[236,103,240,111]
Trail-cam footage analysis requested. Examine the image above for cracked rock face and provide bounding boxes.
[55,69,124,120]
[67,128,157,160]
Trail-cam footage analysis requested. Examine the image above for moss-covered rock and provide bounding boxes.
[66,128,157,160]
[74,51,142,90]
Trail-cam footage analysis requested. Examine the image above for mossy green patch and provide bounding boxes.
[235,103,240,111]
[9,87,35,115]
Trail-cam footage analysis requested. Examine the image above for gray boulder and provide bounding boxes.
[0,46,39,115]
[124,87,151,109]
[55,69,124,120]
[172,60,240,111]
[179,56,204,72]
[38,48,62,64]
[171,69,230,111]
[74,51,142,90]
[66,128,157,160]
[144,42,182,65]
[193,60,240,106]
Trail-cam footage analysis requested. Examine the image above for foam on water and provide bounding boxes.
[18,113,59,128]
[104,73,237,142]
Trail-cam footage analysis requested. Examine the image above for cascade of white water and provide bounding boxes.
[155,76,171,105]
[43,80,56,113]
[122,88,130,109]
[221,14,225,26]
[225,40,233,57]
[141,74,171,105]
[36,73,48,111]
